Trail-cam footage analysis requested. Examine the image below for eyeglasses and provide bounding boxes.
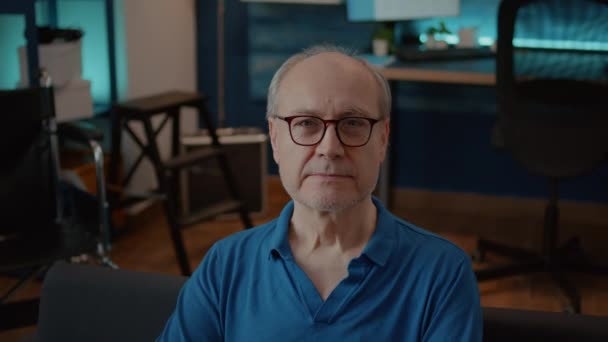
[272,115,381,147]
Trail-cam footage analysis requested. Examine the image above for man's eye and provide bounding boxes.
[343,119,365,127]
[294,119,319,127]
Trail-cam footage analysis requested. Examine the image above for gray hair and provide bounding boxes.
[266,44,392,119]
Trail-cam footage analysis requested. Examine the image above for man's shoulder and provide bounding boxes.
[189,219,279,285]
[212,218,278,254]
[390,214,469,263]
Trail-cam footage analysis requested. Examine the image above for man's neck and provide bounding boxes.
[288,197,377,258]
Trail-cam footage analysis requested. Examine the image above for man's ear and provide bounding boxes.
[268,119,280,164]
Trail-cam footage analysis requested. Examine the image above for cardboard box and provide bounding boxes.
[17,40,92,122]
[54,79,94,122]
[18,41,83,87]
[17,79,94,122]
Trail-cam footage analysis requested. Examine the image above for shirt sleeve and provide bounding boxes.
[157,244,224,341]
[422,256,483,342]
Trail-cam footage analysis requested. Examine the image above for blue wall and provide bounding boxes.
[0,15,26,89]
[0,0,126,104]
[196,0,608,203]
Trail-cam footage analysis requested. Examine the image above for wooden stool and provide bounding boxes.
[108,91,253,275]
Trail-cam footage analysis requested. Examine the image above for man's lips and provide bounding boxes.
[307,173,352,178]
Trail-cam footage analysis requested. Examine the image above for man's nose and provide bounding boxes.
[315,123,344,158]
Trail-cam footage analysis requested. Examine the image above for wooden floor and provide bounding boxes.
[2,176,608,341]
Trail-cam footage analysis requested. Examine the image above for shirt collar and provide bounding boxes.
[265,197,395,267]
[266,200,295,260]
[360,197,394,267]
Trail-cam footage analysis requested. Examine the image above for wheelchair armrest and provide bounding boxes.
[57,121,113,259]
[58,121,104,145]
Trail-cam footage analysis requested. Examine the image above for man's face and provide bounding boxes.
[268,52,390,212]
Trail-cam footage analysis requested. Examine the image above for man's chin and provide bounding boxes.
[296,192,366,213]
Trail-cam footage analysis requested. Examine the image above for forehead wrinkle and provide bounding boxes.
[341,106,373,118]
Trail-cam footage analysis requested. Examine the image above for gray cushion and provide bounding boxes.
[34,262,186,342]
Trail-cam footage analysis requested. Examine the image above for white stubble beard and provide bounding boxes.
[279,166,376,213]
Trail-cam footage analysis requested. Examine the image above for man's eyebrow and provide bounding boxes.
[290,108,323,116]
[340,106,373,118]
[289,107,373,118]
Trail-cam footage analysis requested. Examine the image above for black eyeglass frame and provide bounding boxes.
[272,115,382,147]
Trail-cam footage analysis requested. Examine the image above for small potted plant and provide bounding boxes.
[372,22,395,56]
[425,21,451,49]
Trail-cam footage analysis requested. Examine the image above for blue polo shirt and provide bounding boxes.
[159,198,482,341]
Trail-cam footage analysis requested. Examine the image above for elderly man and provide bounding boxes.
[159,45,482,341]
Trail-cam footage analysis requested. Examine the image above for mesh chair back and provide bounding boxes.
[512,0,608,82]
[496,0,608,178]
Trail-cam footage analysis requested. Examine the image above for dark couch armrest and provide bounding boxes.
[34,262,186,342]
[483,306,608,341]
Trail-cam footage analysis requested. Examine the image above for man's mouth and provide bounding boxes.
[307,173,352,178]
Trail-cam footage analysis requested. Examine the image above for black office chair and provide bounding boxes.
[474,0,608,313]
[0,86,115,331]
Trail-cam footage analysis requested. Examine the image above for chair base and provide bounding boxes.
[474,236,608,313]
